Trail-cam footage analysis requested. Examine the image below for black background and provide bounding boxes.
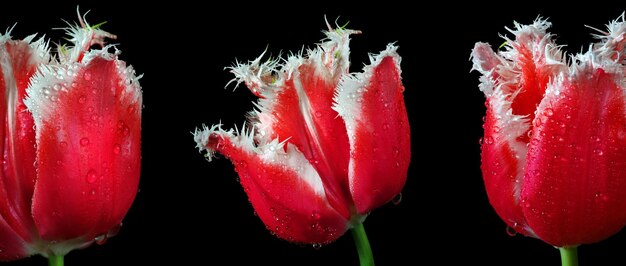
[3,1,626,265]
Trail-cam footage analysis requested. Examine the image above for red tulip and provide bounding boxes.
[471,16,626,247]
[194,26,410,245]
[0,18,141,260]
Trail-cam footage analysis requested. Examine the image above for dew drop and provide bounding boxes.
[78,95,86,104]
[544,108,554,116]
[392,193,402,205]
[314,111,322,118]
[94,234,108,245]
[506,226,517,237]
[392,146,400,158]
[84,71,92,81]
[86,169,97,184]
[113,144,121,154]
[80,137,90,146]
[484,136,494,145]
[312,243,322,250]
[382,123,390,130]
[60,141,68,149]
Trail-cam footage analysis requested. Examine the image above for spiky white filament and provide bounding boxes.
[193,124,326,197]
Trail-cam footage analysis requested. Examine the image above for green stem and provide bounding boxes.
[559,246,578,266]
[48,254,64,266]
[350,221,374,266]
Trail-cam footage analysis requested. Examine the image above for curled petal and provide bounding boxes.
[333,45,410,214]
[229,28,357,219]
[194,125,348,243]
[25,48,142,243]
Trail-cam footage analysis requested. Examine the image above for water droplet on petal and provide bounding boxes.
[392,193,402,205]
[94,234,108,245]
[314,111,322,118]
[86,169,97,184]
[80,137,90,146]
[506,226,517,237]
[484,136,494,145]
[392,146,400,158]
[78,95,86,104]
[382,123,390,130]
[544,108,554,116]
[312,243,322,250]
[84,71,92,81]
[113,144,121,154]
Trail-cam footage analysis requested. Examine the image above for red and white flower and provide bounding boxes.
[194,25,410,244]
[472,15,626,246]
[0,16,141,260]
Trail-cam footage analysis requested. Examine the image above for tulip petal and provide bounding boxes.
[332,45,410,214]
[0,215,31,261]
[0,34,49,244]
[503,19,564,121]
[522,18,626,245]
[476,19,565,143]
[472,43,537,236]
[229,28,356,218]
[471,19,566,236]
[194,125,348,243]
[25,47,142,242]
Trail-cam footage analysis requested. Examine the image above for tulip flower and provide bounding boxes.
[0,13,142,265]
[194,24,410,265]
[471,14,626,265]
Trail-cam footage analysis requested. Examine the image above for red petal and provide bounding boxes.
[0,36,49,244]
[474,20,565,143]
[522,67,626,246]
[26,52,141,241]
[471,43,535,236]
[0,215,30,261]
[230,30,356,219]
[333,46,410,214]
[481,95,534,236]
[507,23,557,119]
[195,126,348,243]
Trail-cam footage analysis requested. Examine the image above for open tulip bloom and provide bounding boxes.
[0,12,142,265]
[472,14,626,265]
[194,23,410,265]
